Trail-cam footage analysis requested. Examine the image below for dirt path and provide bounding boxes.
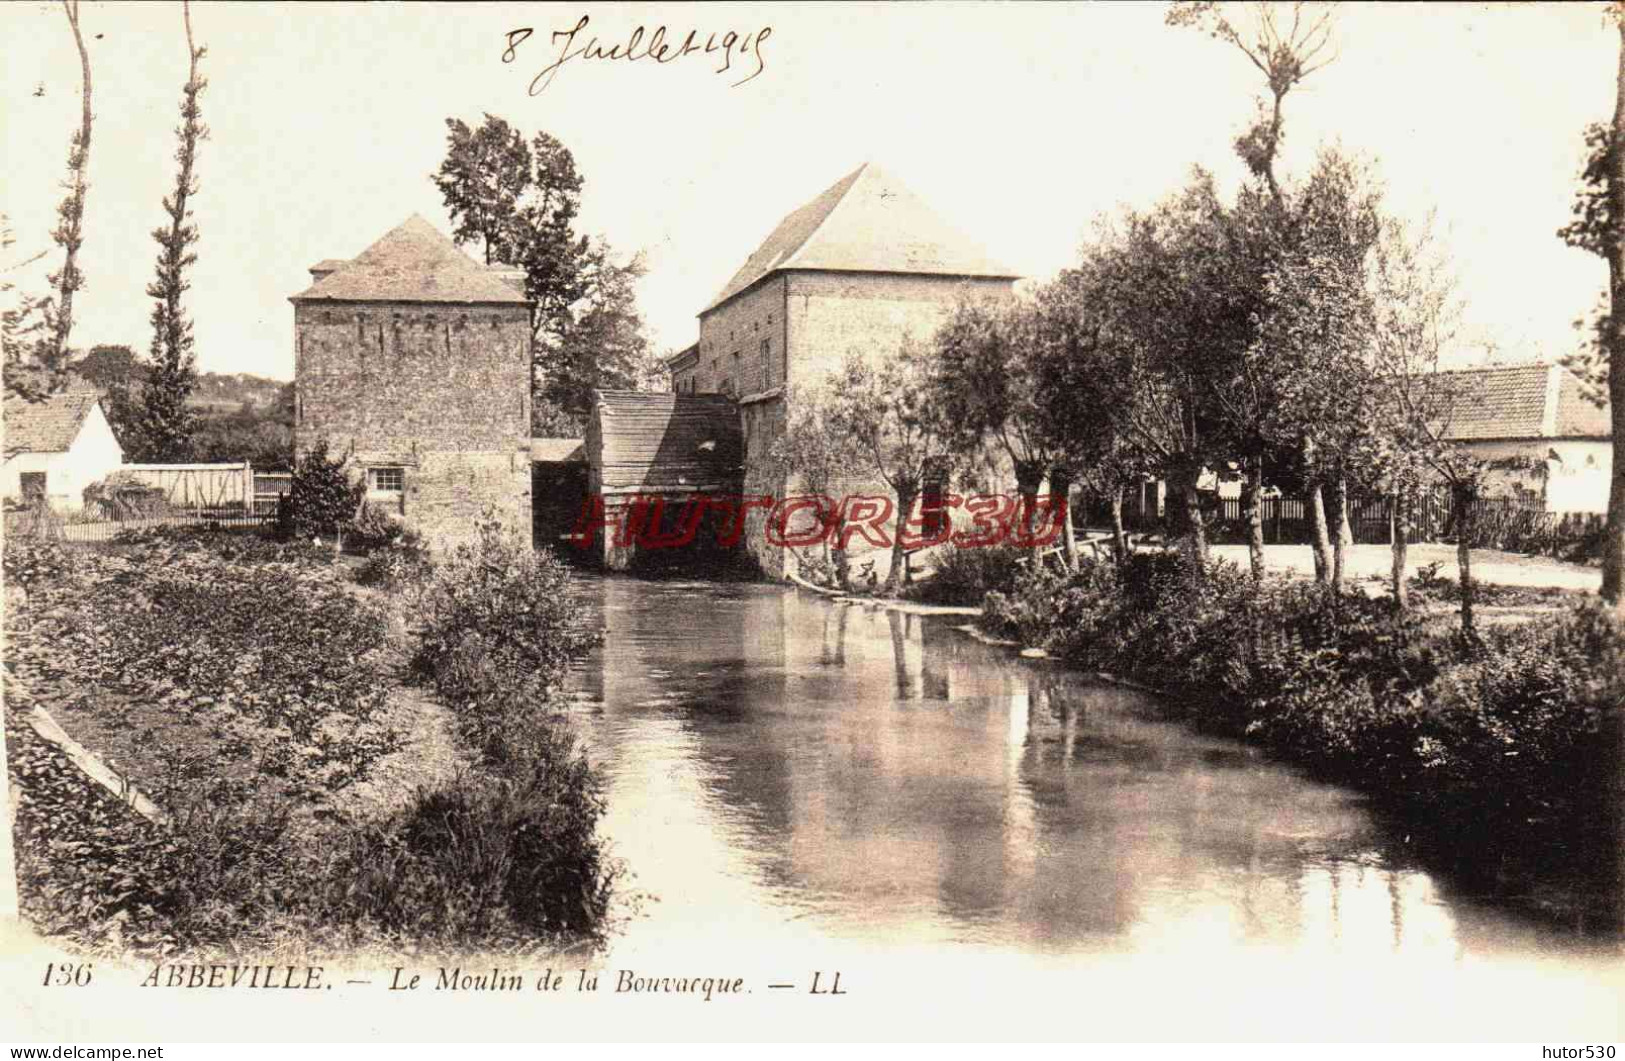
[1209,542,1602,593]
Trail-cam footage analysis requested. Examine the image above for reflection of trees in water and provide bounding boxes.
[573,580,1545,958]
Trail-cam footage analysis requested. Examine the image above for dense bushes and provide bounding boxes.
[6,522,615,958]
[393,516,614,944]
[906,543,1031,606]
[980,552,1623,876]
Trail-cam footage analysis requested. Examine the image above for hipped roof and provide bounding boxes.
[291,215,530,305]
[702,162,1019,315]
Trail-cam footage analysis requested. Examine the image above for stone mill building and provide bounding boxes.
[292,164,1018,566]
[290,215,533,546]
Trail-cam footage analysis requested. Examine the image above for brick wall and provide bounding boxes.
[785,272,1013,390]
[293,299,532,546]
[697,276,788,398]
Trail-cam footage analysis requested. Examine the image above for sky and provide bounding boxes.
[2,1,1617,382]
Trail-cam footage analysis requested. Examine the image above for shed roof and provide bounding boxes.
[3,391,102,454]
[531,437,585,463]
[1436,363,1611,441]
[290,215,530,305]
[591,391,742,492]
[701,162,1019,315]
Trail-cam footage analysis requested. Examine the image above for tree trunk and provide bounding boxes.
[1240,456,1266,580]
[1304,438,1332,582]
[883,489,917,595]
[1329,475,1349,591]
[48,0,94,383]
[1308,483,1332,583]
[1453,482,1477,638]
[1050,466,1077,571]
[1013,459,1046,541]
[1604,19,1625,610]
[1390,490,1410,612]
[1109,486,1128,568]
[1174,465,1209,569]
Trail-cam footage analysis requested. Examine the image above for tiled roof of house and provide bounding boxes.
[590,391,742,493]
[290,215,529,304]
[1436,363,1612,441]
[701,162,1019,315]
[3,390,101,454]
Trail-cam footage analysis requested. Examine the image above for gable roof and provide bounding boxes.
[4,391,103,454]
[290,215,530,304]
[1436,363,1611,441]
[701,162,1019,315]
[589,391,743,493]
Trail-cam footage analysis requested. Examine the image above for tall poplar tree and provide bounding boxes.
[136,0,206,462]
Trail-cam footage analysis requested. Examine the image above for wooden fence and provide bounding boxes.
[1098,488,1604,551]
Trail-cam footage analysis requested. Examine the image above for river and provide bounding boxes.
[564,577,1621,1039]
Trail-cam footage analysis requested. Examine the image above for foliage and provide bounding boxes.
[134,1,207,464]
[433,114,657,428]
[975,548,1622,865]
[534,243,657,433]
[929,299,1053,491]
[412,515,602,765]
[6,526,616,958]
[824,346,955,593]
[7,3,94,401]
[906,542,1030,606]
[278,438,364,548]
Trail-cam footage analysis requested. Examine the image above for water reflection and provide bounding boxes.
[566,577,1605,962]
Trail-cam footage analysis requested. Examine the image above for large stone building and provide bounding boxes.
[666,162,1020,573]
[291,215,534,545]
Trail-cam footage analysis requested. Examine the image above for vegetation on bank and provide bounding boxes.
[4,521,611,958]
[972,550,1623,920]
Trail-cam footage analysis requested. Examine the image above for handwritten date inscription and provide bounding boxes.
[505,15,772,96]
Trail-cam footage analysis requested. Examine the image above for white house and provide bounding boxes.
[1435,363,1613,514]
[3,391,126,511]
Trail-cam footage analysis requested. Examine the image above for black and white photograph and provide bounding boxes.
[1,0,1621,1047]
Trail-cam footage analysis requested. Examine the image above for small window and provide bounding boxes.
[760,338,772,390]
[19,472,46,500]
[369,467,404,493]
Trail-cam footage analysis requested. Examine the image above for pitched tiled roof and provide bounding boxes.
[290,215,529,304]
[590,391,742,492]
[3,391,101,454]
[702,162,1019,314]
[1436,363,1611,441]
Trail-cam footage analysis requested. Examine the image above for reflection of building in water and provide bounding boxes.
[576,583,1501,958]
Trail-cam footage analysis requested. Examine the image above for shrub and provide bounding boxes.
[277,438,364,549]
[413,516,600,756]
[907,542,1030,605]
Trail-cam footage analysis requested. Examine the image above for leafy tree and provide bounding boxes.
[134,0,207,463]
[433,115,653,429]
[769,386,865,587]
[280,438,365,552]
[1061,173,1239,570]
[1032,267,1157,568]
[1169,0,1345,581]
[72,343,142,445]
[929,300,1056,538]
[533,244,655,436]
[8,2,95,402]
[825,346,954,594]
[1556,21,1625,608]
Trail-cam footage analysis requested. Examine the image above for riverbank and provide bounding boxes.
[2,528,614,959]
[964,551,1624,935]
